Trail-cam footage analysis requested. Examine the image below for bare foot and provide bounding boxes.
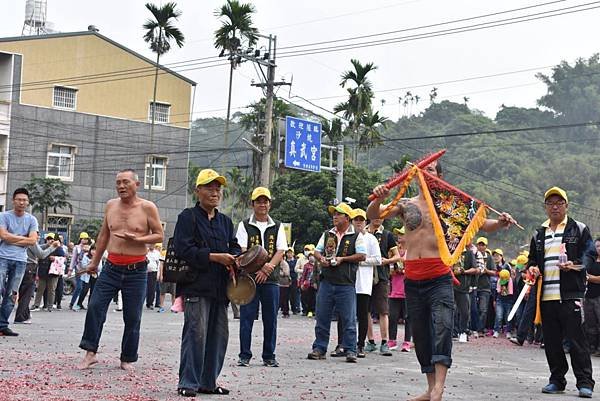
[78,352,98,369]
[120,361,134,371]
[408,391,430,401]
[430,385,444,401]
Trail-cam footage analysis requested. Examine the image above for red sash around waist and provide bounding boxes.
[405,257,452,281]
[107,253,147,265]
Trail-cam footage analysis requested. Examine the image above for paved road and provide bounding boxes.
[0,306,597,401]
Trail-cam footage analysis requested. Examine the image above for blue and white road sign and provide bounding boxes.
[284,116,321,172]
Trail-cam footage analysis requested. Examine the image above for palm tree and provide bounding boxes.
[321,118,344,144]
[143,2,184,194]
[143,2,184,128]
[214,0,258,157]
[360,110,388,167]
[224,167,252,221]
[334,59,377,163]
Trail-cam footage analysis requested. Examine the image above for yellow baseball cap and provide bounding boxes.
[251,187,271,201]
[476,237,488,245]
[154,243,162,248]
[499,269,510,280]
[79,232,89,239]
[393,227,405,236]
[544,186,568,203]
[520,250,529,257]
[196,169,227,187]
[350,208,367,220]
[492,248,503,256]
[516,254,528,265]
[304,244,315,251]
[45,233,56,240]
[327,202,352,217]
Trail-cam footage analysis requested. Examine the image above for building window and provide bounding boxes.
[47,144,75,180]
[145,156,167,190]
[148,102,170,123]
[53,86,77,110]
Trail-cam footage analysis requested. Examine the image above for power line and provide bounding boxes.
[277,2,600,58]
[278,0,567,51]
[0,1,594,98]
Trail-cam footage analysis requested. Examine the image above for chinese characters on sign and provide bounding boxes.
[284,116,321,172]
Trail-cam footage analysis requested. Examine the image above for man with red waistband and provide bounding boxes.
[78,169,164,370]
[367,161,514,401]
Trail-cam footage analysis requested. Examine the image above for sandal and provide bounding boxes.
[178,388,197,397]
[198,386,230,395]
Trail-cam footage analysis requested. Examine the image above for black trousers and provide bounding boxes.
[541,300,594,390]
[54,275,64,306]
[15,265,36,322]
[453,291,470,335]
[389,297,411,342]
[146,271,158,307]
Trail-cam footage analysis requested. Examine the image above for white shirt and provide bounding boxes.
[236,214,288,251]
[147,249,161,273]
[355,232,382,295]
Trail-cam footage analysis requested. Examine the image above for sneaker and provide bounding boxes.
[307,349,326,360]
[307,312,314,318]
[364,342,377,353]
[0,327,18,336]
[401,341,411,352]
[330,345,346,357]
[14,320,32,325]
[46,307,52,312]
[506,332,512,340]
[56,305,62,310]
[579,387,593,398]
[30,306,40,312]
[73,305,81,311]
[357,346,366,358]
[79,305,86,310]
[541,383,564,394]
[263,359,279,367]
[473,332,479,339]
[487,329,494,337]
[493,331,499,338]
[345,352,357,363]
[510,337,524,346]
[237,358,250,367]
[459,333,468,343]
[388,340,398,350]
[157,307,165,313]
[380,343,392,356]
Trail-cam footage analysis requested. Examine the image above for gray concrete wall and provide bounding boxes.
[7,103,189,240]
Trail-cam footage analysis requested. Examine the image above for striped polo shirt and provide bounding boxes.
[541,216,567,302]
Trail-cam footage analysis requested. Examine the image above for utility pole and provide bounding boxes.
[260,62,275,187]
[244,34,290,187]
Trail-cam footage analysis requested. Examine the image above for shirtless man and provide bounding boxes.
[78,169,163,370]
[367,161,514,401]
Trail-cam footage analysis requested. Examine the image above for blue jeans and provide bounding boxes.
[0,257,26,330]
[79,261,147,362]
[70,276,83,307]
[239,283,279,361]
[406,273,454,373]
[312,281,357,354]
[494,296,514,332]
[179,296,228,391]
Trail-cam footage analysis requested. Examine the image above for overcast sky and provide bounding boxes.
[1,0,599,123]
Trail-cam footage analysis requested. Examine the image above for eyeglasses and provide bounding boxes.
[544,201,566,207]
